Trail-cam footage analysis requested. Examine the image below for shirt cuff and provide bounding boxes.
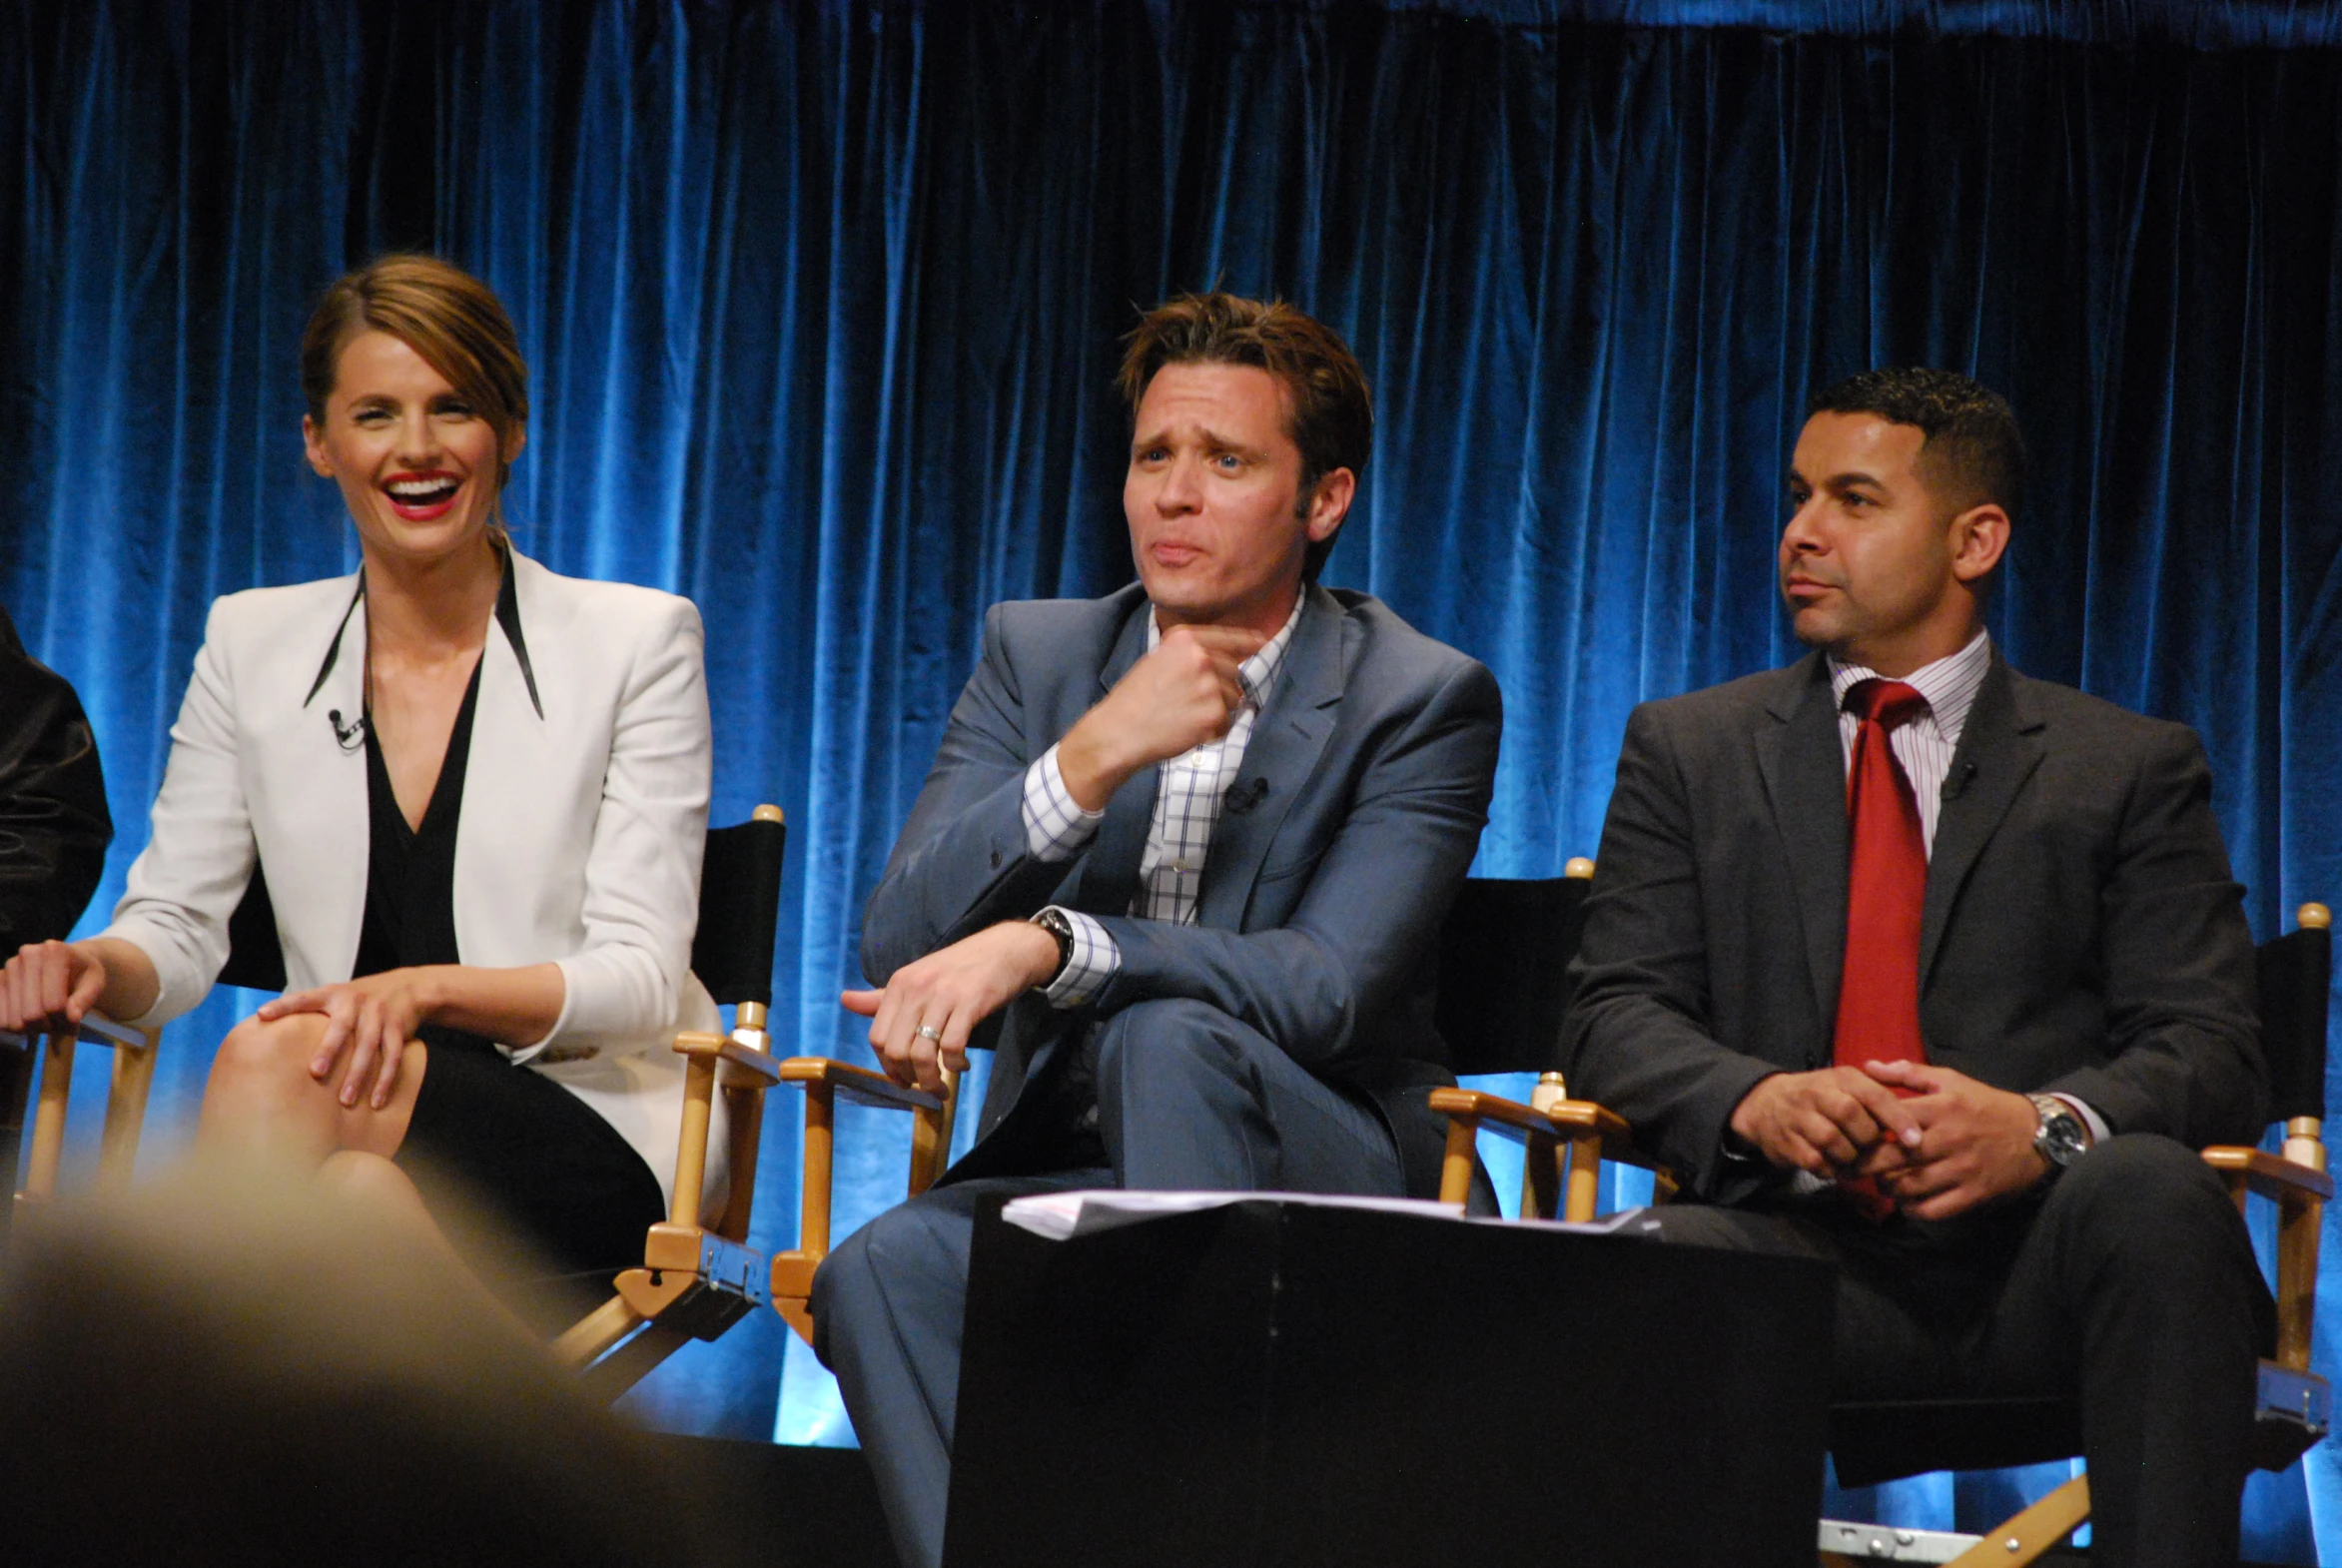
[1024,745,1105,862]
[1039,906,1119,1009]
[2047,1093,2111,1150]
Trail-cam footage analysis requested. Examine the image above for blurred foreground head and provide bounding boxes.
[0,1157,735,1566]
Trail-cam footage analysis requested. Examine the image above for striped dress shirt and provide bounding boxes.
[1827,628,1992,856]
[1824,629,2106,1144]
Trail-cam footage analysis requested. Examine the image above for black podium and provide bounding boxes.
[944,1197,1834,1568]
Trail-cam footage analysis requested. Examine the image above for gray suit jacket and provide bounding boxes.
[1562,650,2264,1204]
[860,581,1503,1198]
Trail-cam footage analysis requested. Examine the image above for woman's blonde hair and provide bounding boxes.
[300,255,530,533]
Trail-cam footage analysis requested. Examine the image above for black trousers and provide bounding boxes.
[1644,1135,2271,1568]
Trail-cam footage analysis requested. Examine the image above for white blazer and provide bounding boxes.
[103,550,725,1202]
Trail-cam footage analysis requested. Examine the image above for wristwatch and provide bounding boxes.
[1030,907,1077,987]
[2027,1094,2092,1171]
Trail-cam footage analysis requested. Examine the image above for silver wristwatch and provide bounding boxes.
[2027,1094,2091,1171]
[1030,907,1077,986]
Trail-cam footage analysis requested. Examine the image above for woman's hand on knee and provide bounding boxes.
[261,970,437,1111]
[1,941,108,1036]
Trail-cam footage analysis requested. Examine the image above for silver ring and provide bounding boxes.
[915,1024,944,1043]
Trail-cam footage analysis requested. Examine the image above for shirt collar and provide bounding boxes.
[1147,593,1306,709]
[1828,628,1993,746]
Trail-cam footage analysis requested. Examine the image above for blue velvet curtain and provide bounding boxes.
[6,2,2339,1557]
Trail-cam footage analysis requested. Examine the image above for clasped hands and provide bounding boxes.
[1728,1060,2049,1220]
[844,621,1266,1092]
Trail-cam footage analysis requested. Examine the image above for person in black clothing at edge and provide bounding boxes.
[0,598,112,953]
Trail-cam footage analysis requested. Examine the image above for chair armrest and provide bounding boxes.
[2202,1147,2334,1202]
[778,1056,947,1112]
[1427,1087,1637,1155]
[0,1014,149,1054]
[1428,1087,1561,1140]
[75,1014,151,1053]
[671,1031,783,1088]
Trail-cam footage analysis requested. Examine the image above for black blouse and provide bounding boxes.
[353,658,496,1056]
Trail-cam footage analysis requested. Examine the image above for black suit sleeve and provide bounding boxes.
[2042,722,2264,1148]
[1561,701,1780,1199]
[0,615,113,951]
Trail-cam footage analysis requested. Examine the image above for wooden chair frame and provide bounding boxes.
[768,1058,958,1343]
[1440,887,2332,1568]
[1428,857,1679,1222]
[553,805,795,1399]
[4,806,796,1406]
[4,1011,161,1215]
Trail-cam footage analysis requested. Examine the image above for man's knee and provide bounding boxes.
[2043,1133,2251,1275]
[1095,998,1261,1098]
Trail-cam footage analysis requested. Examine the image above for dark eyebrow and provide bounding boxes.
[1132,426,1266,458]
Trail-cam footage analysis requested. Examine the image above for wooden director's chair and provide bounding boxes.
[3,1011,160,1239]
[1816,901,2334,1567]
[555,806,795,1397]
[1426,859,1676,1220]
[3,809,796,1406]
[1431,879,2333,1568]
[3,877,286,1223]
[766,1032,958,1341]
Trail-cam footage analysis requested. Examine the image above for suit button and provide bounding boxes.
[991,850,1003,869]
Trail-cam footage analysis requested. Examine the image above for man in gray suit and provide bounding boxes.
[1565,369,2268,1566]
[814,293,1502,1568]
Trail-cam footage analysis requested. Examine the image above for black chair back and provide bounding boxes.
[2258,918,2331,1124]
[217,868,288,993]
[211,812,789,1010]
[691,814,788,1009]
[1432,875,1594,1078]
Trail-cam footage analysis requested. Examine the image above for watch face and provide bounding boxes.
[2033,1100,2088,1167]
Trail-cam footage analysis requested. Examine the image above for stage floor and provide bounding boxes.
[658,1437,2303,1568]
[661,1436,895,1567]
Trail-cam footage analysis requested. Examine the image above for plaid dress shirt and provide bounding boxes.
[1020,598,1303,1006]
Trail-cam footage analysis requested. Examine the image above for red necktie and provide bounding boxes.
[1834,678,1930,1217]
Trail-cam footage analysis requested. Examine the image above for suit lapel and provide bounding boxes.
[1197,586,1340,932]
[451,552,556,963]
[1755,654,1851,1033]
[1920,657,2044,986]
[285,575,371,983]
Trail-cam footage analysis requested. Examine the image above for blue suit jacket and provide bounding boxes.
[860,581,1503,1198]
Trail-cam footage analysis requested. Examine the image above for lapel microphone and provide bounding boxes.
[329,709,368,752]
[1940,760,1976,802]
[1226,777,1270,815]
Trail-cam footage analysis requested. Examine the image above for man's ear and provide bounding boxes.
[1950,502,2010,585]
[1305,467,1355,542]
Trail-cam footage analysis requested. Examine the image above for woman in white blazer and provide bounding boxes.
[0,255,719,1301]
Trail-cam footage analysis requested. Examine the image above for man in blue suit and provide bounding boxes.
[813,293,1503,1568]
